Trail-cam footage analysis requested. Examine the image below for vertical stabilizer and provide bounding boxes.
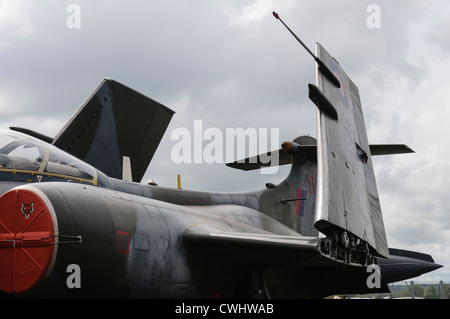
[53,79,174,182]
[313,43,389,259]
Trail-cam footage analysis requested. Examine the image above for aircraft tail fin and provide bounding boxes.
[52,78,175,182]
[227,136,320,237]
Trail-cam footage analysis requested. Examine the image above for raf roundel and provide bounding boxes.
[328,60,349,110]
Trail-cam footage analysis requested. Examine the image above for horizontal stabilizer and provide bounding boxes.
[226,135,316,171]
[226,149,293,171]
[226,142,414,171]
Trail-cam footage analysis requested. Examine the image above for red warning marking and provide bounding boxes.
[116,231,129,254]
[307,174,316,195]
[295,188,307,217]
[0,188,57,293]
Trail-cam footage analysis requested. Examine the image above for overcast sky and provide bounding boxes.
[1,0,449,284]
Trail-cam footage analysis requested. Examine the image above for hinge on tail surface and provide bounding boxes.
[317,230,375,267]
[356,143,369,164]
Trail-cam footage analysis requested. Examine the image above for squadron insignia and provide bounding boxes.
[21,202,34,220]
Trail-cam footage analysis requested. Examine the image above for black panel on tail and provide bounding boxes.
[52,78,174,182]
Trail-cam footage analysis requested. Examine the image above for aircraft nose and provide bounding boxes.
[0,187,58,294]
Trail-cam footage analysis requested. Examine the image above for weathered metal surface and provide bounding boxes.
[313,43,389,259]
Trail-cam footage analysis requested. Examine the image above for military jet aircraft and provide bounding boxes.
[0,14,441,298]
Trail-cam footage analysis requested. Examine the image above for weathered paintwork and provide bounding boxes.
[0,40,441,298]
[313,43,389,258]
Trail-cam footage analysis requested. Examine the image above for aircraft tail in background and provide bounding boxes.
[53,79,175,182]
[11,79,175,183]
